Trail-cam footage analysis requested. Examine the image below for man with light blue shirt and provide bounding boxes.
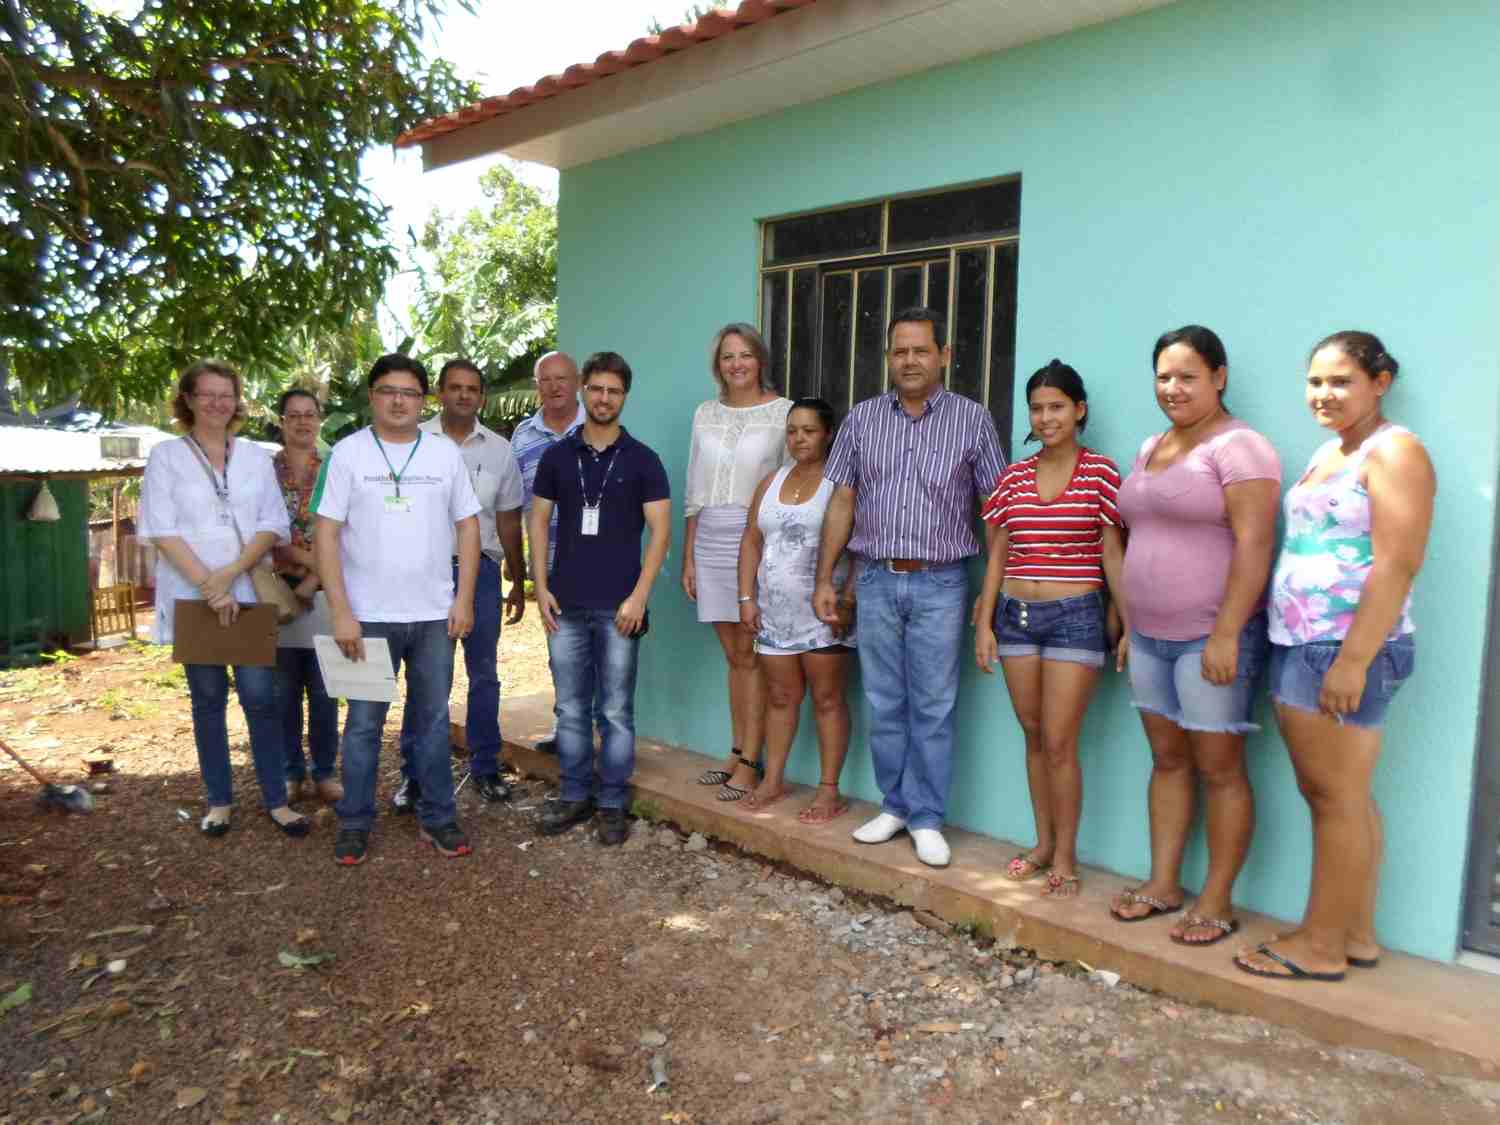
[511,350,590,755]
[513,351,586,529]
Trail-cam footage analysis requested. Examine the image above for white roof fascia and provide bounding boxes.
[419,0,1177,172]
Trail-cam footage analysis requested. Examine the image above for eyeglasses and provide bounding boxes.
[372,387,425,401]
[282,411,321,422]
[193,392,237,404]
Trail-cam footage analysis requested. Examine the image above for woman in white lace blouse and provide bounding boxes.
[682,323,792,800]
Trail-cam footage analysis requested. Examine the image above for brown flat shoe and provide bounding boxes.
[315,778,344,803]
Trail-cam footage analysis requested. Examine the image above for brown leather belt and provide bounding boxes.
[882,558,932,573]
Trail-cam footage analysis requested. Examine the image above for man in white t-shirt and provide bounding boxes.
[392,358,526,809]
[312,354,482,867]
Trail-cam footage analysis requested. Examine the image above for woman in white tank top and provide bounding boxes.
[733,399,856,821]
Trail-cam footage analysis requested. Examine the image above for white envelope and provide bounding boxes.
[312,635,397,702]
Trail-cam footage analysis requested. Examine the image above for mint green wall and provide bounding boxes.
[555,0,1500,960]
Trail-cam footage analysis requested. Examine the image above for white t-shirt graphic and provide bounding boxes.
[311,427,481,622]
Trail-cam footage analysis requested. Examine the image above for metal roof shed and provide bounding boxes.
[0,427,162,665]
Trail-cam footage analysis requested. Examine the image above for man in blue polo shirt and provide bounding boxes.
[529,351,671,846]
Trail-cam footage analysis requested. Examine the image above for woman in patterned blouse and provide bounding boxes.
[272,388,341,804]
[1235,332,1434,983]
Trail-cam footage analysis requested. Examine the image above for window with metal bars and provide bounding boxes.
[759,178,1020,457]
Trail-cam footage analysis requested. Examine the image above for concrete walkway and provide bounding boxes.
[464,691,1500,1080]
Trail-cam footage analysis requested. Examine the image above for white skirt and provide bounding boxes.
[693,505,748,623]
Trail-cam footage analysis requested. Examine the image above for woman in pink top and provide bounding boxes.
[1235,332,1434,983]
[1111,326,1281,946]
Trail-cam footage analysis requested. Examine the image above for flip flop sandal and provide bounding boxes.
[1265,931,1379,969]
[797,782,848,824]
[1109,889,1184,922]
[1234,943,1346,982]
[799,797,850,824]
[799,801,849,824]
[1004,855,1051,882]
[1042,873,1080,898]
[697,749,744,786]
[745,787,788,810]
[1169,914,1240,946]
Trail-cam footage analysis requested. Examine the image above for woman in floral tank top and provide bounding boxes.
[1235,332,1435,984]
[271,389,341,805]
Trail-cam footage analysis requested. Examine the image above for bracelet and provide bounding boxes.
[737,595,753,604]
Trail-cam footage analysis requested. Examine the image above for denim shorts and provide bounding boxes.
[1128,613,1269,734]
[1269,635,1415,729]
[993,590,1107,668]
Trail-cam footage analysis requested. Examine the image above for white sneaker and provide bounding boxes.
[852,812,907,844]
[911,827,951,868]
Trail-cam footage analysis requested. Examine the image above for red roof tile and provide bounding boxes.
[395,0,819,149]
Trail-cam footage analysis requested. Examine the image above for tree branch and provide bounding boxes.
[43,120,90,221]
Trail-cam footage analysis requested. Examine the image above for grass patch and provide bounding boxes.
[955,917,995,942]
[0,666,52,693]
[151,665,187,690]
[97,687,161,720]
[630,798,664,823]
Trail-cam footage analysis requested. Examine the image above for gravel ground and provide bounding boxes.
[2,615,1498,1123]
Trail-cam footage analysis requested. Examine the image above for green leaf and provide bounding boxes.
[0,981,32,1016]
[277,949,336,969]
[3,1,482,409]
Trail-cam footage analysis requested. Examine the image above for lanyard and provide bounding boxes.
[372,429,422,498]
[576,445,622,509]
[186,434,232,502]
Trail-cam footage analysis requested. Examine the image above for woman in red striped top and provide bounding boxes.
[973,361,1128,898]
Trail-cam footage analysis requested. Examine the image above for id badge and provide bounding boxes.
[580,506,600,536]
[384,494,413,515]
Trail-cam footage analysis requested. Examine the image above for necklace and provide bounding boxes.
[786,465,822,502]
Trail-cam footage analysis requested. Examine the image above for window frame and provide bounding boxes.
[758,177,1020,455]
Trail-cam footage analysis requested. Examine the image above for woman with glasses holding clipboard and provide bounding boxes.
[138,358,304,839]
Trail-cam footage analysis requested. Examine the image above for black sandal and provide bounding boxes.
[716,755,764,802]
[698,749,743,786]
[267,809,311,838]
[199,807,233,837]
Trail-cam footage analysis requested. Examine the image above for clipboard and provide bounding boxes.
[171,601,279,666]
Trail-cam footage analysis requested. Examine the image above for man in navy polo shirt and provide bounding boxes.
[528,351,671,846]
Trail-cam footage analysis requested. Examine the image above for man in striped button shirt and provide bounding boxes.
[813,307,1005,868]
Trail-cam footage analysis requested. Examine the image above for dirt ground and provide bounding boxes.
[2,610,1499,1124]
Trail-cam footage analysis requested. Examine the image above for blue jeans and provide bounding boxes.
[338,620,457,831]
[1128,613,1269,734]
[547,607,640,809]
[398,556,502,778]
[184,663,288,809]
[993,590,1108,668]
[1269,635,1415,729]
[277,646,339,782]
[854,562,968,830]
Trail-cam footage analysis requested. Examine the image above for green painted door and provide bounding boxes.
[0,479,91,663]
